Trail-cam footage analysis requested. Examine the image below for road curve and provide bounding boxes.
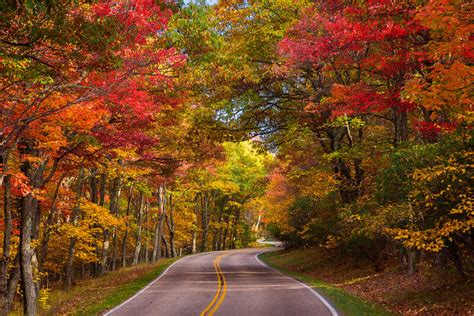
[104,248,337,316]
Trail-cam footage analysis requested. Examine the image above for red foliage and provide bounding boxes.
[280,0,427,119]
[413,120,458,141]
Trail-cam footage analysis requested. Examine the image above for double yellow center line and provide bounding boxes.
[200,252,229,316]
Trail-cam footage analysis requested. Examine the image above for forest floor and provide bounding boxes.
[28,257,178,316]
[260,249,474,316]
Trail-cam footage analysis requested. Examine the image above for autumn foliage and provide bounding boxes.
[0,0,473,314]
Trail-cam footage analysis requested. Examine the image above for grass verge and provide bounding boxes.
[259,250,394,316]
[40,257,179,316]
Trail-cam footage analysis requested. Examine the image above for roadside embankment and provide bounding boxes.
[259,249,473,315]
[36,258,178,316]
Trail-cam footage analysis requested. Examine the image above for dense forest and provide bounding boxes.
[0,0,472,314]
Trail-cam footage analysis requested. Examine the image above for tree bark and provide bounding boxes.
[161,235,170,258]
[39,174,64,271]
[222,213,230,250]
[133,192,144,265]
[394,109,409,146]
[0,168,12,315]
[64,169,85,290]
[110,178,121,271]
[200,192,209,252]
[20,194,38,315]
[152,184,166,262]
[98,174,108,275]
[407,250,416,275]
[166,193,177,257]
[191,193,199,254]
[143,202,149,263]
[230,207,240,249]
[214,197,226,251]
[121,185,134,268]
[6,254,20,314]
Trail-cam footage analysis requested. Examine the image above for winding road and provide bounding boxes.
[104,248,338,316]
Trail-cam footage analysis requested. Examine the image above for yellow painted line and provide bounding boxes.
[208,255,227,315]
[200,255,223,316]
[200,252,233,316]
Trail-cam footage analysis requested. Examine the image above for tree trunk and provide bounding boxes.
[161,235,170,258]
[122,185,134,268]
[143,202,149,263]
[152,184,166,262]
[64,169,85,290]
[98,174,108,275]
[166,193,177,257]
[0,170,12,315]
[214,197,226,251]
[222,213,231,250]
[230,208,240,249]
[133,193,144,265]
[398,246,407,270]
[449,243,467,278]
[39,174,64,271]
[17,139,56,315]
[394,109,409,146]
[100,176,120,274]
[200,192,209,252]
[20,194,38,315]
[6,255,20,314]
[407,250,416,275]
[191,193,199,254]
[110,178,122,271]
[321,127,364,204]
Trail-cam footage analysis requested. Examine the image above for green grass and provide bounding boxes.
[259,251,394,316]
[37,258,179,316]
[73,258,179,316]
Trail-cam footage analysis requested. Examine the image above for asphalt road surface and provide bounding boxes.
[104,248,338,316]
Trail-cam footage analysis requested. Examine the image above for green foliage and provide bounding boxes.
[219,142,270,199]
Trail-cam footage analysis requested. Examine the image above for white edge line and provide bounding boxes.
[103,256,187,315]
[255,251,339,316]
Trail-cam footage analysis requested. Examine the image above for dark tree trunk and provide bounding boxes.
[222,213,231,250]
[39,174,64,271]
[152,184,166,262]
[6,254,20,314]
[19,148,46,316]
[110,178,121,271]
[449,243,467,278]
[98,174,108,275]
[161,235,170,258]
[20,194,37,315]
[407,250,416,275]
[0,168,12,315]
[200,192,209,252]
[394,109,409,146]
[99,173,106,206]
[122,185,133,268]
[64,169,85,290]
[17,138,60,314]
[143,202,149,263]
[133,192,144,265]
[214,197,226,251]
[230,208,240,249]
[166,194,177,257]
[191,193,199,254]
